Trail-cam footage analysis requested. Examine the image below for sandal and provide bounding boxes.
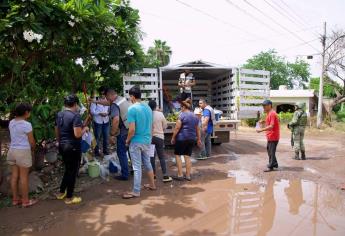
[143,184,157,191]
[184,176,192,181]
[56,191,67,200]
[22,199,38,208]
[122,192,140,199]
[172,175,184,181]
[65,196,82,205]
[12,198,22,206]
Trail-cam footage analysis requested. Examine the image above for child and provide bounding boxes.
[7,103,38,207]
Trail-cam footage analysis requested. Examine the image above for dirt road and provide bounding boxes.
[1,127,345,236]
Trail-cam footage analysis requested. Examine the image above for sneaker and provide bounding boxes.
[196,155,208,160]
[65,196,82,205]
[162,176,173,183]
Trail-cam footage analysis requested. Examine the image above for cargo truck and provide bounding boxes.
[123,60,270,145]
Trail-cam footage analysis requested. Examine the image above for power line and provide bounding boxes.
[224,0,284,35]
[272,0,320,38]
[242,0,320,52]
[277,0,312,28]
[142,9,320,48]
[231,26,321,46]
[174,0,271,42]
[263,0,304,28]
[280,38,319,52]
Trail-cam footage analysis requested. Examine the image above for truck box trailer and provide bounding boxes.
[123,60,270,145]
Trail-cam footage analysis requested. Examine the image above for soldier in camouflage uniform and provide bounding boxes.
[288,102,308,160]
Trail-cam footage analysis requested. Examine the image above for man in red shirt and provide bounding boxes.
[256,100,280,172]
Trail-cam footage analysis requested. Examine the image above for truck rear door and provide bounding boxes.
[238,69,270,119]
[123,68,160,104]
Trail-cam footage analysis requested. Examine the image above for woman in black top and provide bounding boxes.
[55,95,88,204]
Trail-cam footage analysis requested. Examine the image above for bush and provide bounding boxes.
[278,112,293,123]
[243,118,257,127]
[336,110,345,122]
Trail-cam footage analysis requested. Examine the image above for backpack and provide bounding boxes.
[111,96,131,129]
[205,105,216,125]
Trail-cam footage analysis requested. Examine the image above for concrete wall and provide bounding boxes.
[270,97,313,116]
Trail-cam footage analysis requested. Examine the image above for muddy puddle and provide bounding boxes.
[18,170,345,236]
[223,170,345,236]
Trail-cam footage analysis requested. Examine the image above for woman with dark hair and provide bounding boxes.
[55,94,89,204]
[7,103,37,207]
[171,98,201,181]
[148,100,172,182]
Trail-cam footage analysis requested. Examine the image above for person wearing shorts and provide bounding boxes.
[7,103,37,207]
[171,98,201,181]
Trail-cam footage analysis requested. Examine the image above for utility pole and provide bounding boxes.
[317,22,326,129]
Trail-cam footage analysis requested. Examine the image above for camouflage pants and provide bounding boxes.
[293,127,305,152]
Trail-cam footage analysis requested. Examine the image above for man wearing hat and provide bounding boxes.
[256,100,280,172]
[288,102,307,160]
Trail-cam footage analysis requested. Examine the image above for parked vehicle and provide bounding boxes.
[123,60,270,145]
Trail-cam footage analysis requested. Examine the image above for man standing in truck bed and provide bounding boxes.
[178,70,195,101]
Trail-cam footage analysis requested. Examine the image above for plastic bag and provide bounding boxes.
[99,162,110,181]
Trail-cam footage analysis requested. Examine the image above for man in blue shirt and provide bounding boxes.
[123,86,155,199]
[198,99,214,159]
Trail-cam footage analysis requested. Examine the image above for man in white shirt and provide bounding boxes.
[90,87,110,156]
[178,70,196,101]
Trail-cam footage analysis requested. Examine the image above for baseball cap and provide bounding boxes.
[262,100,273,106]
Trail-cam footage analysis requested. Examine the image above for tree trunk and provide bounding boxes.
[329,95,345,113]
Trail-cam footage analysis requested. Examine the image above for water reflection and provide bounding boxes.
[257,178,276,236]
[285,179,304,215]
[227,171,345,236]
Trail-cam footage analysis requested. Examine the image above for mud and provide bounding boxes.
[0,128,345,236]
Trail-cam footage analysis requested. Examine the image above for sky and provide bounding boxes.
[131,0,345,78]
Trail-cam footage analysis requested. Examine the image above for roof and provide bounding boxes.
[162,60,232,70]
[270,89,315,98]
[161,60,233,81]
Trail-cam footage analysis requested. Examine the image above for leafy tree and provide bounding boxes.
[243,49,310,89]
[145,39,172,67]
[309,77,341,98]
[0,0,145,141]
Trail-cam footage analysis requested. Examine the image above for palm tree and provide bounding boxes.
[146,40,172,67]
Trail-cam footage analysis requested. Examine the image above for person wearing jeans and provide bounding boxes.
[55,94,89,204]
[198,99,213,159]
[90,87,110,156]
[104,89,130,181]
[129,143,153,194]
[148,100,172,183]
[123,86,155,199]
[256,100,280,172]
[92,122,110,155]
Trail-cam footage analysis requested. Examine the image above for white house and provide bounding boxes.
[270,85,316,116]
